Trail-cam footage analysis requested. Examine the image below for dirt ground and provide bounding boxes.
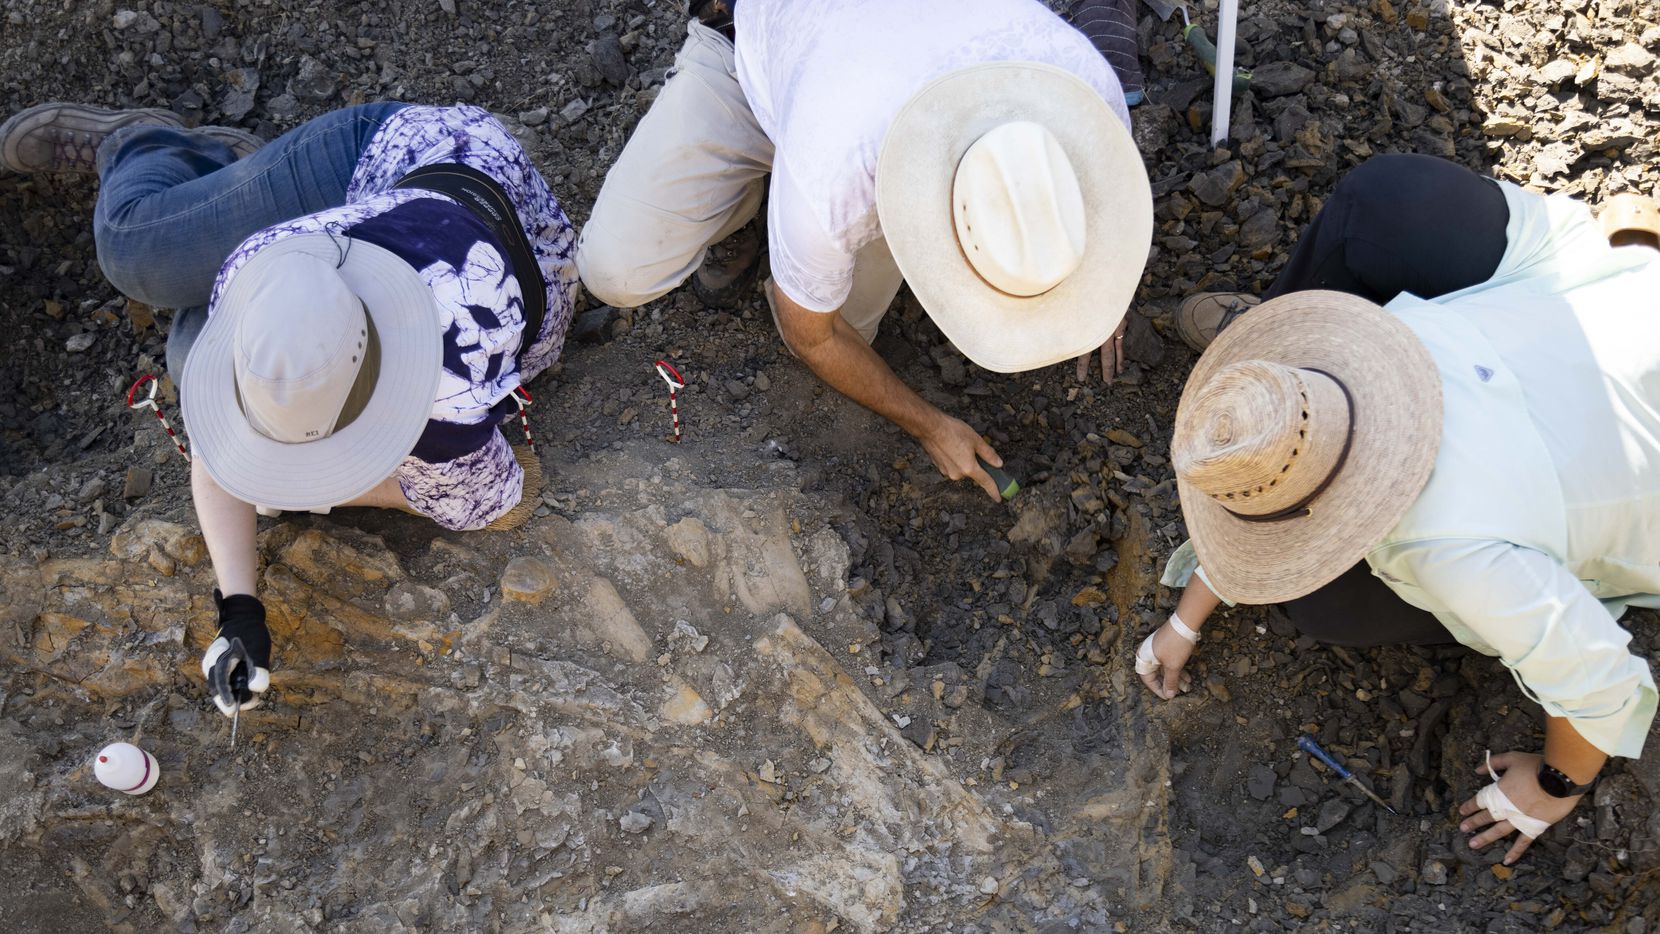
[1,0,1658,932]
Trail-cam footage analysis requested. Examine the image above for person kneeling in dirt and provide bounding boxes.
[1138,153,1660,865]
[576,0,1153,501]
[0,102,579,716]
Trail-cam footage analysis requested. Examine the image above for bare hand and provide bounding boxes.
[1076,316,1130,384]
[919,415,1002,501]
[1458,751,1582,865]
[1136,620,1196,700]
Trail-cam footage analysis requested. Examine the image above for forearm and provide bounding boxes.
[191,458,259,597]
[800,323,942,435]
[1141,575,1219,700]
[782,299,944,437]
[1175,574,1224,631]
[1544,715,1608,786]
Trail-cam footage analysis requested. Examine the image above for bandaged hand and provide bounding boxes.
[1457,751,1583,865]
[1136,614,1199,700]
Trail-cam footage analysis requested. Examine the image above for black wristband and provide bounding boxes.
[1537,761,1598,798]
[214,589,271,670]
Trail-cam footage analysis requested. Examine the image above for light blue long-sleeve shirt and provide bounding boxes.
[1166,182,1659,758]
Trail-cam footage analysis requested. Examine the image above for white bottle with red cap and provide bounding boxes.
[93,742,160,795]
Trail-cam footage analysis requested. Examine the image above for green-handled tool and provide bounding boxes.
[976,455,1020,501]
[1299,734,1397,815]
[1145,1,1253,92]
[1183,20,1253,92]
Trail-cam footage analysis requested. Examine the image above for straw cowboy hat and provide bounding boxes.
[182,233,442,510]
[876,61,1153,373]
[1170,291,1444,604]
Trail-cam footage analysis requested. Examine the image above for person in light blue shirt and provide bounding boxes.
[1143,154,1660,866]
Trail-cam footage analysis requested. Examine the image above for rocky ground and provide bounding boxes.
[2,0,1658,931]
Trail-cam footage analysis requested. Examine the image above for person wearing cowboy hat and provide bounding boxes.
[0,101,579,716]
[1137,154,1660,865]
[575,0,1153,500]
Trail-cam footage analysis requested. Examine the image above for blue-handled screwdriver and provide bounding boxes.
[1298,734,1398,815]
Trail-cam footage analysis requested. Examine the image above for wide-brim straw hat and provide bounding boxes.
[876,61,1153,373]
[182,233,442,510]
[1173,291,1443,604]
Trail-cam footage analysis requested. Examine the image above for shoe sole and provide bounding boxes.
[1175,293,1218,351]
[1176,292,1259,352]
[0,103,185,173]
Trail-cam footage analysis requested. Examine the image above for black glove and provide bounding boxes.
[200,590,272,716]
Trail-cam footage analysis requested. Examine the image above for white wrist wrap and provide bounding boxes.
[1476,751,1552,839]
[1134,634,1159,675]
[1168,613,1200,643]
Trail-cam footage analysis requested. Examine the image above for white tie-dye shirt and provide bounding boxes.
[208,105,578,530]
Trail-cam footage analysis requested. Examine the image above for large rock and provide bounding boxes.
[572,574,653,661]
[0,446,1070,932]
[665,517,713,568]
[500,555,558,603]
[1251,61,1316,97]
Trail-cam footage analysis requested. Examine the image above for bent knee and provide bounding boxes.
[93,221,148,300]
[94,221,204,308]
[574,235,666,309]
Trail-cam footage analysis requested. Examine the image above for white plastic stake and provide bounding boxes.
[1211,0,1240,146]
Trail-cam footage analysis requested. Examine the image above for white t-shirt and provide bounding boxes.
[734,0,1130,312]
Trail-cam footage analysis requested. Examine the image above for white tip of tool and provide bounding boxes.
[93,742,160,795]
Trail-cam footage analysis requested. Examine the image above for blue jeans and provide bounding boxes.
[92,102,407,377]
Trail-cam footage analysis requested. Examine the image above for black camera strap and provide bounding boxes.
[394,163,547,368]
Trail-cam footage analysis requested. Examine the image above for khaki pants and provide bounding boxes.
[575,21,903,343]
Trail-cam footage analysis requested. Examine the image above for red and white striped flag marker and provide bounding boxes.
[126,374,190,463]
[510,386,536,454]
[654,360,685,443]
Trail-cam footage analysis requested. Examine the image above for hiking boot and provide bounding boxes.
[692,222,761,309]
[0,103,184,174]
[689,0,736,38]
[1601,192,1660,251]
[1175,291,1261,352]
[196,125,265,161]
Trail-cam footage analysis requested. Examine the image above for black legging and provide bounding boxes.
[1269,154,1510,647]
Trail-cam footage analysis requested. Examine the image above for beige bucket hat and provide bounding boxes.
[876,61,1153,374]
[182,233,443,510]
[1170,291,1443,604]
